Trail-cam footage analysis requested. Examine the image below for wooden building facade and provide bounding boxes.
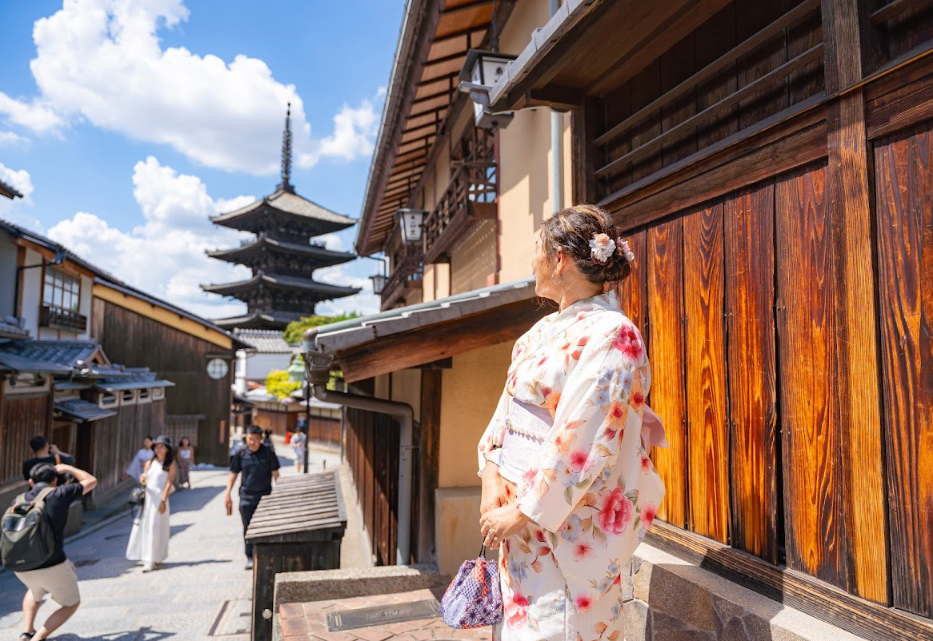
[310,0,933,638]
[91,281,244,466]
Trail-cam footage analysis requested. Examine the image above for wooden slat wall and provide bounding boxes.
[774,161,849,589]
[874,121,933,617]
[683,202,730,543]
[91,298,233,465]
[647,220,687,527]
[724,182,780,564]
[614,231,648,339]
[345,405,400,566]
[0,394,50,487]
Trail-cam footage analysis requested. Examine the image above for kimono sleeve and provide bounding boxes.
[477,387,510,477]
[517,325,644,533]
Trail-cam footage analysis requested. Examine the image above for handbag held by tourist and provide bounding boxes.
[438,544,503,629]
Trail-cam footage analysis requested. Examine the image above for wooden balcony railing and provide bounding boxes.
[422,162,497,264]
[381,232,423,310]
[39,305,88,332]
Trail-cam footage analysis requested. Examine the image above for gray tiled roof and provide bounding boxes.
[0,340,107,374]
[95,371,175,391]
[306,277,537,353]
[54,398,117,423]
[202,272,360,298]
[213,310,306,330]
[0,317,29,340]
[234,329,294,354]
[212,188,356,227]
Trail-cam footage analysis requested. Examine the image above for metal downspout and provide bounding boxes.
[550,0,564,214]
[309,377,414,566]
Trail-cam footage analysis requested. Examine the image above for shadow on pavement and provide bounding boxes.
[168,485,223,513]
[55,627,174,640]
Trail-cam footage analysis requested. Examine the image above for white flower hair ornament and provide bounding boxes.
[617,238,635,262]
[589,233,616,264]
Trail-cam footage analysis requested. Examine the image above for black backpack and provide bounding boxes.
[1,487,57,572]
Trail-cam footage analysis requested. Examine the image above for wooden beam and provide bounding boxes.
[821,0,888,605]
[593,0,821,147]
[595,45,824,179]
[336,298,546,383]
[571,97,599,204]
[870,0,930,25]
[523,84,585,110]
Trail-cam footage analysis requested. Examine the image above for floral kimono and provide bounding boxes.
[478,292,665,641]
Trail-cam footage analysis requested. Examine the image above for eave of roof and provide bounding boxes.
[54,399,117,423]
[211,189,355,230]
[0,178,23,200]
[96,378,174,392]
[202,273,361,298]
[206,235,356,266]
[356,0,504,257]
[303,277,544,382]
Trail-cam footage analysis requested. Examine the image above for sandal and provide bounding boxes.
[20,632,36,641]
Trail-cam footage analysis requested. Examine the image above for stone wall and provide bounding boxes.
[622,543,866,641]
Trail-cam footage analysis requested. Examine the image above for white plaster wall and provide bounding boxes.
[245,352,293,383]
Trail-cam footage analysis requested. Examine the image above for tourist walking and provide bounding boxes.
[291,428,307,473]
[10,462,97,641]
[223,425,280,570]
[477,205,666,641]
[124,435,154,483]
[175,437,194,490]
[126,435,176,572]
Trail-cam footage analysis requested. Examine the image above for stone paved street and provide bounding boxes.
[0,445,341,641]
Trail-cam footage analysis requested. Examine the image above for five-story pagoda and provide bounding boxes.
[202,105,360,330]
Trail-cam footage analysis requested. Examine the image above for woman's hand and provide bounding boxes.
[159,499,167,514]
[480,463,507,515]
[480,504,531,549]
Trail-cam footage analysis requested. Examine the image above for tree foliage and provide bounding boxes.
[283,312,360,344]
[265,369,301,400]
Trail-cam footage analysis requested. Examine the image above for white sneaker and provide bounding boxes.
[142,563,155,573]
[244,559,253,571]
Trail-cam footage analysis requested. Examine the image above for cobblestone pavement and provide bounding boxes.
[0,446,340,641]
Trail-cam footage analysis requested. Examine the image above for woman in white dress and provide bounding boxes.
[126,435,176,572]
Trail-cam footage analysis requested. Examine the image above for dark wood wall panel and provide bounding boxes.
[1,394,50,487]
[614,230,648,339]
[774,162,848,589]
[683,202,730,543]
[647,220,687,527]
[724,182,780,564]
[874,122,933,617]
[91,299,233,465]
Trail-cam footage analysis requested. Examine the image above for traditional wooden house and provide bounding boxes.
[304,1,933,639]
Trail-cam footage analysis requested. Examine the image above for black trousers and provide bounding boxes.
[239,497,261,560]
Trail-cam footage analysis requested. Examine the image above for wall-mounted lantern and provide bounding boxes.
[459,49,516,129]
[369,273,388,295]
[397,208,427,245]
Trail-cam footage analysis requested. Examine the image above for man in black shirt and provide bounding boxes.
[21,436,75,485]
[224,425,280,570]
[13,462,97,641]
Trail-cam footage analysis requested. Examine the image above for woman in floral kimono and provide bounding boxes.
[478,204,666,641]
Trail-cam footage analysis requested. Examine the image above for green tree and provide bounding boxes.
[265,369,301,400]
[283,312,360,344]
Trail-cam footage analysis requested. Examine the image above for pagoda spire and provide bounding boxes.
[277,102,294,193]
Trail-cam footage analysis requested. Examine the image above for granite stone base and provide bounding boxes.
[622,543,867,641]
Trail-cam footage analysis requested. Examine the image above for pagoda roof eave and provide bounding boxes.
[206,236,356,266]
[211,189,356,232]
[213,311,307,331]
[200,273,361,299]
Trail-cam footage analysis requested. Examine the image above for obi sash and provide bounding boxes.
[499,399,553,485]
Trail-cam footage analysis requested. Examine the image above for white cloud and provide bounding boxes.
[47,156,377,321]
[313,264,380,317]
[0,161,45,232]
[0,93,64,134]
[0,131,31,148]
[48,157,253,318]
[17,0,379,174]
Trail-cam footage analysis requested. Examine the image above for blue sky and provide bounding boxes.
[0,0,405,318]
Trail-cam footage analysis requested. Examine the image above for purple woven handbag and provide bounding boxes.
[439,546,503,629]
